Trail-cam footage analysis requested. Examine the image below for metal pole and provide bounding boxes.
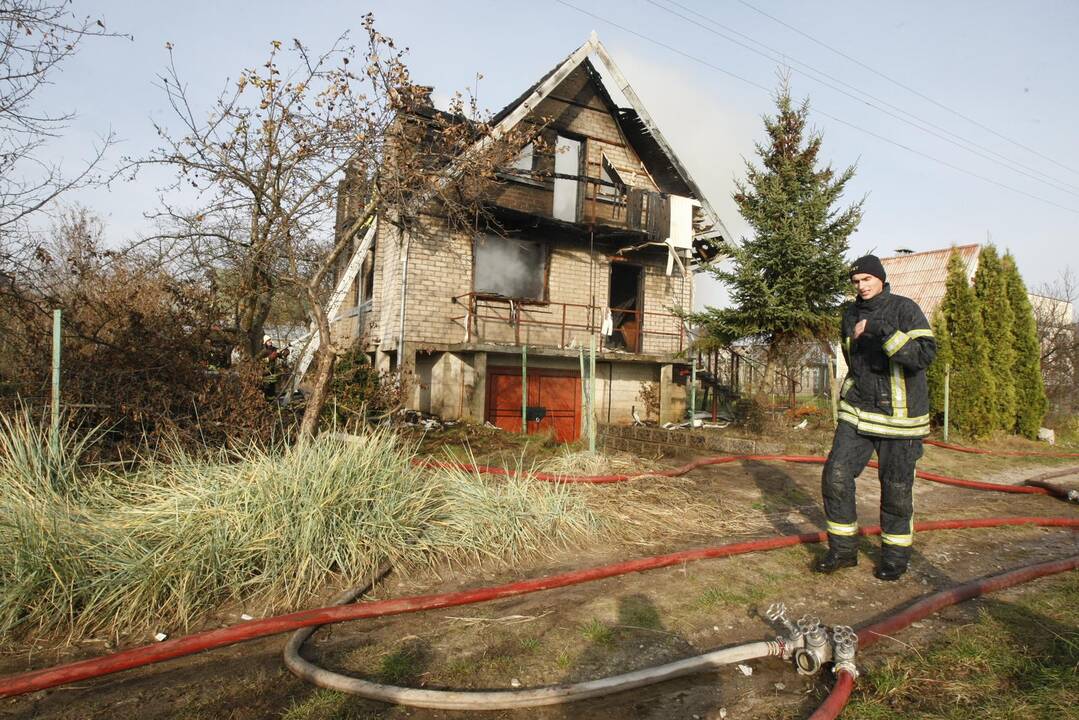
[579,347,586,441]
[589,334,597,453]
[689,353,697,427]
[521,345,528,435]
[828,357,839,428]
[943,362,951,442]
[50,309,61,449]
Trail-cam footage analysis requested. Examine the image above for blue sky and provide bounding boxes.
[33,1,1079,308]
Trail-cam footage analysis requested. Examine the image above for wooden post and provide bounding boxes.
[521,345,528,434]
[943,362,951,442]
[50,309,61,449]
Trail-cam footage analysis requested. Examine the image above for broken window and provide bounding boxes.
[361,238,375,304]
[512,142,534,174]
[473,234,547,301]
[607,262,642,351]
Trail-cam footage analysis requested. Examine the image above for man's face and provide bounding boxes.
[851,272,884,300]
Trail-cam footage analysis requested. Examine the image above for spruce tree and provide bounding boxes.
[939,249,996,437]
[692,83,863,395]
[973,245,1016,431]
[1003,253,1048,437]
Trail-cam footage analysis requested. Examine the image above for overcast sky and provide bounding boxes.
[31,1,1079,308]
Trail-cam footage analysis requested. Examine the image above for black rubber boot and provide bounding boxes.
[814,549,858,574]
[873,557,908,582]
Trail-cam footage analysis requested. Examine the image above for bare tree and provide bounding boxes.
[140,15,535,437]
[1033,268,1079,417]
[0,1,122,248]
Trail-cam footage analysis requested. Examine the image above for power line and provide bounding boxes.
[736,0,1079,180]
[550,0,1079,216]
[648,0,1079,198]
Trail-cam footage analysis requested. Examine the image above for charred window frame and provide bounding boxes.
[472,234,549,302]
[498,140,545,188]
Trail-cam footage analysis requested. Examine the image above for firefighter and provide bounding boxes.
[816,255,937,581]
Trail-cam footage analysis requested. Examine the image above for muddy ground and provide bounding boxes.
[2,430,1077,720]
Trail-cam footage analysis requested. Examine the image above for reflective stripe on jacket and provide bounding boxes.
[838,286,937,438]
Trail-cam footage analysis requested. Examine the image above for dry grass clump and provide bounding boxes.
[537,448,759,544]
[583,476,759,546]
[0,415,599,643]
[538,448,658,477]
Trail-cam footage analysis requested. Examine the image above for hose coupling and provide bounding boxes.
[792,615,831,676]
[831,625,859,680]
[1067,489,1079,504]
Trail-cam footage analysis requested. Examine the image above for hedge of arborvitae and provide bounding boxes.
[973,245,1017,431]
[1004,252,1049,438]
[928,247,1047,439]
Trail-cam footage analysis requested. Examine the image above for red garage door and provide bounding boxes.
[485,367,581,442]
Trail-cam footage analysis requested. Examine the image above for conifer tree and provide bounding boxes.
[692,82,863,396]
[973,245,1016,431]
[939,249,996,437]
[1003,253,1048,437]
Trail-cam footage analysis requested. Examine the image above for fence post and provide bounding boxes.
[521,345,528,434]
[689,352,697,427]
[828,356,839,428]
[589,334,597,453]
[50,309,61,449]
[579,347,587,442]
[943,362,951,442]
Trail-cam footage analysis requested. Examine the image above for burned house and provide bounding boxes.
[323,35,730,441]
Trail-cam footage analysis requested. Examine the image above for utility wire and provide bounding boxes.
[552,0,1079,216]
[648,0,1079,197]
[737,0,1079,180]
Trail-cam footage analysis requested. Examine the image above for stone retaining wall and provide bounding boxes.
[600,424,783,458]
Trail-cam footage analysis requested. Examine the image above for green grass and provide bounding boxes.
[579,618,615,645]
[841,573,1079,719]
[695,585,767,609]
[378,646,424,684]
[280,688,365,720]
[0,413,601,642]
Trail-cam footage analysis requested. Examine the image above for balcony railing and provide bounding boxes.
[449,293,685,355]
[501,170,672,240]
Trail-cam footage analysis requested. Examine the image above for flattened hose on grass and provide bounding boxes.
[808,553,1079,720]
[924,438,1079,457]
[3,516,1077,700]
[422,455,1067,498]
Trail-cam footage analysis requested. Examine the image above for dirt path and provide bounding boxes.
[2,448,1077,720]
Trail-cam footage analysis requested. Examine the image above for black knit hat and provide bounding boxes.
[850,254,886,283]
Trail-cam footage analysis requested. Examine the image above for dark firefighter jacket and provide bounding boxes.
[838,285,937,438]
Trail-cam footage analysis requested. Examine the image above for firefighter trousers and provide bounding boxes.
[821,421,923,563]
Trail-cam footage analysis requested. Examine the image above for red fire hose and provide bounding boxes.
[807,553,1079,720]
[1,516,1076,701]
[924,438,1079,457]
[422,455,1070,498]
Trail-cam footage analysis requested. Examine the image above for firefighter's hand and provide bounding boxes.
[853,319,867,339]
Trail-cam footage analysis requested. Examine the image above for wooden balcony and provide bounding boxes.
[449,293,685,357]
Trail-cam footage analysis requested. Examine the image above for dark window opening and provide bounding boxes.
[473,234,547,301]
[607,263,642,352]
[361,239,375,304]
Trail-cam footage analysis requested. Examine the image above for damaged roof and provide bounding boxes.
[485,34,729,243]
